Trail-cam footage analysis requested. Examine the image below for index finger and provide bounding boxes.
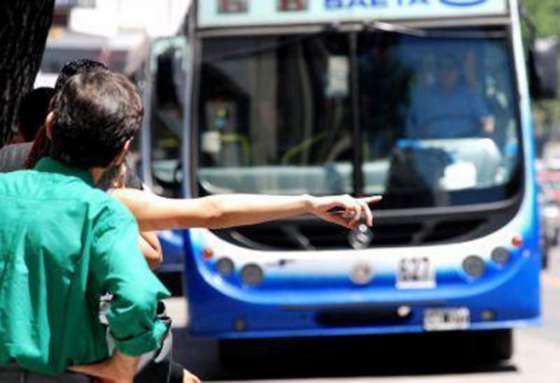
[360,196,383,205]
[361,201,373,227]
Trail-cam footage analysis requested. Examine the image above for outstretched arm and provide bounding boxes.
[111,188,381,232]
[138,231,163,269]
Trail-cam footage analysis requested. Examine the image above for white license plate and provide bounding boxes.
[396,256,435,289]
[424,308,470,331]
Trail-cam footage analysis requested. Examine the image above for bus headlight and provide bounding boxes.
[462,255,485,278]
[240,264,264,287]
[491,247,510,266]
[215,257,235,276]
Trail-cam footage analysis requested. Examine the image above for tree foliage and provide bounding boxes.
[523,0,560,38]
[0,0,55,147]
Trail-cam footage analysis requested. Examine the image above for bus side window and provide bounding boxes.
[149,40,187,197]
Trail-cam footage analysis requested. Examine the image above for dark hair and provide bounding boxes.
[54,59,109,93]
[25,59,110,169]
[49,71,143,169]
[17,87,55,142]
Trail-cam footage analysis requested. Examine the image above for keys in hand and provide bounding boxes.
[348,222,374,249]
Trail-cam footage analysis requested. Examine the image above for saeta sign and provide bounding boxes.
[198,0,507,28]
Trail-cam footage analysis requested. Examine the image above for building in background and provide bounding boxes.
[35,0,191,87]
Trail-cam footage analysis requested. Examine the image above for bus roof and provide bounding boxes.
[196,0,509,29]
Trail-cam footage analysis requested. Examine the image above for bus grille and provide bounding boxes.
[213,217,487,250]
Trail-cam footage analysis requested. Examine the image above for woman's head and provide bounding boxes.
[16,87,55,143]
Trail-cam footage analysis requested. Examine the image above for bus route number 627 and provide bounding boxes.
[397,256,435,289]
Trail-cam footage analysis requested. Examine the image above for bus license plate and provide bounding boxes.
[397,257,435,289]
[424,308,470,331]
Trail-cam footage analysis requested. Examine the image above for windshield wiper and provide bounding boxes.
[366,21,427,37]
[367,20,505,39]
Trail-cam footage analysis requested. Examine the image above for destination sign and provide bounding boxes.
[198,0,508,28]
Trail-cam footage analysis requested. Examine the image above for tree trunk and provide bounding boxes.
[0,0,55,147]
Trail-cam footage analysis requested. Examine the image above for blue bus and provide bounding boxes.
[141,0,548,360]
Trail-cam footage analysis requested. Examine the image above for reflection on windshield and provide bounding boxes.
[196,29,521,208]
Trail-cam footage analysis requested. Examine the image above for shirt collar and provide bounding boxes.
[34,157,95,186]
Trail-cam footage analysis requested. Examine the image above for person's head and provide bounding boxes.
[15,87,55,143]
[435,55,460,91]
[25,59,110,169]
[54,59,108,93]
[46,71,143,170]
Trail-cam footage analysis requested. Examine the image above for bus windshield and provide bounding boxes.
[196,28,521,208]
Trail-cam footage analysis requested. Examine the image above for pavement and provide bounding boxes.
[164,248,560,383]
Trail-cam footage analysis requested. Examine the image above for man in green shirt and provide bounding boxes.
[0,70,170,381]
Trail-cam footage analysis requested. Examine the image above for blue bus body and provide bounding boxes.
[156,230,185,273]
[184,181,541,338]
[145,0,540,346]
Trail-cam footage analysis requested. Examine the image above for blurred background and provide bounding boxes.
[36,0,189,83]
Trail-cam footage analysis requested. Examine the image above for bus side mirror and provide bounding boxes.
[141,36,190,193]
[148,36,190,106]
[529,37,559,100]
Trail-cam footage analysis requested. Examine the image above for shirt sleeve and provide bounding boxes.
[91,203,170,356]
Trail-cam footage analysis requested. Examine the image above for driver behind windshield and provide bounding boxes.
[406,53,494,139]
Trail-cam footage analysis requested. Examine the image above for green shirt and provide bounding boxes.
[0,158,170,375]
